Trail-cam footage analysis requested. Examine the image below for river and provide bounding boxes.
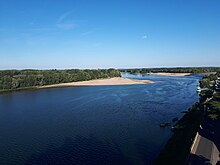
[0,73,201,164]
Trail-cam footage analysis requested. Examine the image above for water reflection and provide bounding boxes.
[0,74,201,164]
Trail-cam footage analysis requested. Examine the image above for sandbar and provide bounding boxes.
[38,77,154,89]
[151,72,191,76]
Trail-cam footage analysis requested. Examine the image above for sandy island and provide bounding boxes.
[151,72,191,76]
[38,77,154,89]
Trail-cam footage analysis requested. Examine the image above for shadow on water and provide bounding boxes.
[135,139,161,165]
[188,154,212,165]
[26,135,132,165]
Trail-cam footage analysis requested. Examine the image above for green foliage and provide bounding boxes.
[213,93,220,101]
[199,89,214,102]
[154,73,220,164]
[207,101,220,120]
[199,73,219,102]
[199,74,217,89]
[204,74,218,81]
[120,67,220,74]
[0,69,121,91]
[199,79,211,88]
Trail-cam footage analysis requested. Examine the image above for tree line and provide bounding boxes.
[120,67,220,74]
[0,69,121,90]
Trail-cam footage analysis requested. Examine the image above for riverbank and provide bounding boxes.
[38,77,154,89]
[0,69,121,92]
[0,77,154,93]
[153,103,204,165]
[153,73,220,165]
[151,72,192,76]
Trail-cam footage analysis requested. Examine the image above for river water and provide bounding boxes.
[0,73,201,164]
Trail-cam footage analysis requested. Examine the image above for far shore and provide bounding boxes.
[37,77,154,89]
[150,72,192,76]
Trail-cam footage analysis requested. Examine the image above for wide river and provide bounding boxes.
[0,73,201,165]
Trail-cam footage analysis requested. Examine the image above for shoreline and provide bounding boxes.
[121,72,192,76]
[0,77,154,93]
[37,77,154,89]
[150,72,192,76]
[153,73,219,164]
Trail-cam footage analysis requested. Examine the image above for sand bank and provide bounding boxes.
[151,72,191,76]
[38,77,154,89]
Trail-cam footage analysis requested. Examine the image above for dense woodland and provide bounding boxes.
[120,67,220,74]
[199,74,220,120]
[0,69,121,90]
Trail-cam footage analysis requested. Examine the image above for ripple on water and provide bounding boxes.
[0,74,202,164]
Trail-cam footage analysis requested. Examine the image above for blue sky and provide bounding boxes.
[0,0,220,69]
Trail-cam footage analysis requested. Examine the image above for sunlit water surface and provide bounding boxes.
[0,73,202,164]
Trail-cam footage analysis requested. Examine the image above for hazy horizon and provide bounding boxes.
[1,66,220,71]
[0,0,220,69]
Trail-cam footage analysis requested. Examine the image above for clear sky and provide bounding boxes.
[0,0,219,69]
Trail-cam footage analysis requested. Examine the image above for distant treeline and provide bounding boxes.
[119,67,220,74]
[0,69,121,90]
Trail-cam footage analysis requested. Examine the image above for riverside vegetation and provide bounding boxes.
[120,67,220,74]
[153,72,220,165]
[1,67,220,92]
[0,69,121,91]
[201,73,220,120]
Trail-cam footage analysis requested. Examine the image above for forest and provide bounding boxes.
[0,69,121,90]
[120,67,220,74]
